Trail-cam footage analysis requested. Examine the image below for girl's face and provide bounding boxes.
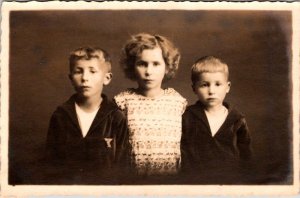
[134,47,166,92]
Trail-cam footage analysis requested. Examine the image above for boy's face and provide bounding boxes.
[134,47,166,91]
[193,72,230,109]
[69,58,112,99]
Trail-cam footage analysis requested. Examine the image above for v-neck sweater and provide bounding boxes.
[46,94,129,184]
[181,101,252,184]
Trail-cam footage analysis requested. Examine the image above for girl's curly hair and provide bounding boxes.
[120,33,180,81]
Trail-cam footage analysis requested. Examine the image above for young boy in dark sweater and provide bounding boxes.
[181,56,252,184]
[46,47,129,184]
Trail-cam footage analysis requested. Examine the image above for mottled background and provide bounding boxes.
[9,10,292,184]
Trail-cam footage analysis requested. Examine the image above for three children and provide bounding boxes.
[47,36,251,184]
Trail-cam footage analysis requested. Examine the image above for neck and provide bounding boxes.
[137,87,164,98]
[205,104,225,115]
[76,94,102,112]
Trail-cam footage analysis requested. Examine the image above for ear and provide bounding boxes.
[165,66,169,75]
[103,72,112,85]
[68,73,74,85]
[191,84,196,94]
[226,81,231,93]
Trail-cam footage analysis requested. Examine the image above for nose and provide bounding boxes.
[145,65,153,76]
[82,71,89,82]
[208,85,215,95]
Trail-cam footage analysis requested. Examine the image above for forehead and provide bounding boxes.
[74,58,106,69]
[138,47,163,59]
[198,72,228,81]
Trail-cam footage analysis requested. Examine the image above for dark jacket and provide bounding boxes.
[46,94,129,184]
[181,101,252,184]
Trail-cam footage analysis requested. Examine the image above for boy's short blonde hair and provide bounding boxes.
[120,33,180,81]
[191,56,229,85]
[69,47,112,73]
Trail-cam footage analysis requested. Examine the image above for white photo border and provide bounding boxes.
[1,1,299,196]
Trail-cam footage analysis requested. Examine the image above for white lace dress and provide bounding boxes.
[114,88,187,175]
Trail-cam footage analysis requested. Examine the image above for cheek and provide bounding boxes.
[195,89,205,97]
[158,67,166,78]
[96,75,105,84]
[161,65,167,74]
[134,67,142,75]
[70,76,79,85]
[135,69,145,79]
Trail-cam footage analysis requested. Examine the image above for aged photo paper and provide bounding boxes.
[1,1,299,197]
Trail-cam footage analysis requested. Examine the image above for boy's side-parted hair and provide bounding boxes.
[69,46,112,73]
[120,33,181,81]
[191,56,229,85]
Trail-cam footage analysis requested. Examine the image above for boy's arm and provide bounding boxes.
[113,111,131,174]
[236,117,252,161]
[180,113,193,174]
[46,111,64,164]
[236,117,254,182]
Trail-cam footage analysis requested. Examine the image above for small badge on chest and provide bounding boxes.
[104,138,113,148]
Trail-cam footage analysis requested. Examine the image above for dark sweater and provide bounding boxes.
[46,94,130,184]
[181,101,252,184]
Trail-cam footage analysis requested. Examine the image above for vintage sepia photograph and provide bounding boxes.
[1,1,299,197]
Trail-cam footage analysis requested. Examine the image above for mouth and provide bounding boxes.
[80,86,91,90]
[143,79,154,83]
[207,98,217,101]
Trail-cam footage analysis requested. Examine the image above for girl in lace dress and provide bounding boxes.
[114,33,187,180]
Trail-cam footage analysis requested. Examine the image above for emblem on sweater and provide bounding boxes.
[104,138,113,148]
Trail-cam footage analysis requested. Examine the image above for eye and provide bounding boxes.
[135,60,147,67]
[90,69,97,74]
[215,82,222,86]
[153,61,161,66]
[73,70,82,74]
[200,83,208,87]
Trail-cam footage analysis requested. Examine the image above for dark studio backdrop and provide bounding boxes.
[9,10,293,184]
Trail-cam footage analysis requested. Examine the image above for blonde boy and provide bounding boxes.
[46,47,129,184]
[181,56,252,184]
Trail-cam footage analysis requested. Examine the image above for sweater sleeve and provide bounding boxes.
[45,110,65,163]
[236,117,252,161]
[113,111,129,163]
[180,111,194,174]
[113,92,127,111]
[181,99,188,115]
[111,110,131,180]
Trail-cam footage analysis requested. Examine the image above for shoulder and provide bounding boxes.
[113,88,137,102]
[110,107,127,121]
[225,102,246,120]
[224,102,248,129]
[102,95,124,114]
[103,99,128,126]
[231,109,246,119]
[164,88,184,98]
[114,88,136,98]
[164,88,187,103]
[48,97,75,129]
[183,102,203,119]
[228,107,249,134]
[164,88,188,112]
[113,89,137,110]
[51,96,75,117]
[185,100,204,112]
